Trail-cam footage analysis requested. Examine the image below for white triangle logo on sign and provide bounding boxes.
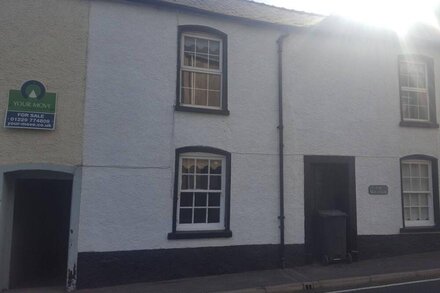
[29,90,37,99]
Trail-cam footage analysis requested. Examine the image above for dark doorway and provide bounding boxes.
[304,156,357,263]
[9,179,72,289]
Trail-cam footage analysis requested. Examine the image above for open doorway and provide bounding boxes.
[304,156,357,263]
[9,179,72,289]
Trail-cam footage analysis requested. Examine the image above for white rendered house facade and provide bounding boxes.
[2,0,440,290]
[76,1,440,288]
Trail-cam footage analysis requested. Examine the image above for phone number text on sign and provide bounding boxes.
[5,112,55,130]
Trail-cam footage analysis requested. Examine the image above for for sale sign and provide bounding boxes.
[4,80,56,130]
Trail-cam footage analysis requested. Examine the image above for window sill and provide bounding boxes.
[168,230,232,240]
[400,226,440,234]
[399,121,439,128]
[175,104,230,116]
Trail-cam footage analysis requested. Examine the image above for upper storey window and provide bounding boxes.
[176,26,229,115]
[398,55,438,127]
[181,35,222,107]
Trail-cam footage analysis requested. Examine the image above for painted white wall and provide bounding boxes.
[80,1,440,252]
[283,26,440,235]
[284,155,305,244]
[80,0,283,252]
[355,157,402,235]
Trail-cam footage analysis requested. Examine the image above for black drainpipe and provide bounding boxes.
[277,33,289,269]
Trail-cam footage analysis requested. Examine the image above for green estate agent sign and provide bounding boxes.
[4,80,56,130]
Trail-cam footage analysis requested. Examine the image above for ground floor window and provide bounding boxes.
[401,156,439,228]
[168,146,232,239]
[178,156,224,230]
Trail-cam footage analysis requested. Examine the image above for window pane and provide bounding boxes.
[209,175,221,190]
[182,89,192,104]
[182,158,195,173]
[194,208,207,223]
[195,73,207,89]
[196,53,209,68]
[195,89,208,106]
[209,74,221,90]
[402,164,410,177]
[181,175,194,189]
[400,62,408,74]
[195,192,207,206]
[418,73,426,88]
[419,194,429,206]
[411,164,420,177]
[208,91,221,107]
[184,37,196,52]
[403,194,410,206]
[416,64,425,74]
[196,38,208,54]
[419,107,428,120]
[400,75,409,87]
[182,71,192,87]
[179,208,192,223]
[209,40,220,55]
[420,178,429,191]
[209,55,220,70]
[210,160,222,174]
[407,63,416,72]
[208,193,221,206]
[184,52,195,66]
[181,175,188,189]
[408,106,417,119]
[410,194,419,206]
[421,164,429,177]
[180,192,193,207]
[408,92,417,105]
[420,207,429,220]
[409,74,417,87]
[403,178,411,191]
[411,178,420,191]
[404,207,410,220]
[196,159,209,174]
[196,175,208,189]
[208,208,220,223]
[410,207,419,220]
[402,104,410,119]
[401,93,410,104]
[419,93,428,106]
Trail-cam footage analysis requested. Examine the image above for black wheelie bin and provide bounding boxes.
[317,209,352,265]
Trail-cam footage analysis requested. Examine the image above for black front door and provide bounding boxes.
[304,156,357,262]
[9,179,72,289]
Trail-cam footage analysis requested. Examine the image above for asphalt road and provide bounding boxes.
[325,278,440,293]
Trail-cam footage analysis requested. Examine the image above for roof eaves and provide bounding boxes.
[125,0,324,29]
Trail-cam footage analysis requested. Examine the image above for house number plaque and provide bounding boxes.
[368,185,388,195]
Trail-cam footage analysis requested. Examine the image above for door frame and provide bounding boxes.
[0,164,82,291]
[304,156,357,263]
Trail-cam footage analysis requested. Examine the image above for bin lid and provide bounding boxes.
[318,210,347,217]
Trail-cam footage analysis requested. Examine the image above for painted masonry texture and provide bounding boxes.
[0,0,89,290]
[78,0,440,288]
[2,0,440,290]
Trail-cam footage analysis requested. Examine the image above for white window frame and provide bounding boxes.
[176,152,226,231]
[180,33,223,110]
[402,160,434,227]
[400,60,430,122]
